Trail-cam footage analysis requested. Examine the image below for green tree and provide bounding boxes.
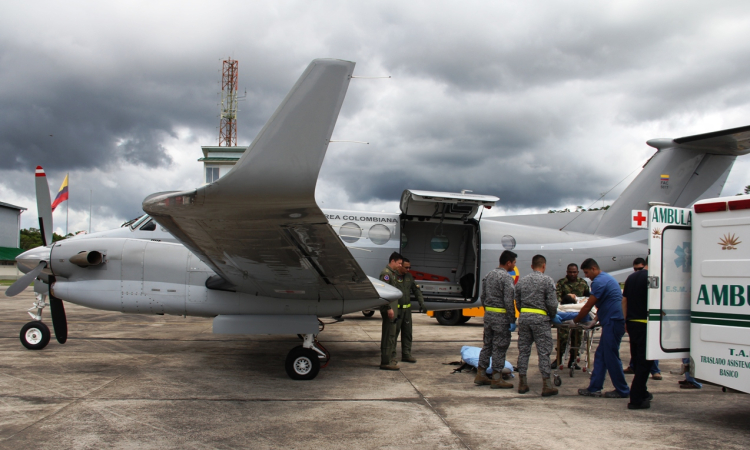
[19,228,67,250]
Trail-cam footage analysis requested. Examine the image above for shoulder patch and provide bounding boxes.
[384,274,390,281]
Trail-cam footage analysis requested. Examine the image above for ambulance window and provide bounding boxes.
[431,236,449,253]
[339,222,361,243]
[369,224,391,245]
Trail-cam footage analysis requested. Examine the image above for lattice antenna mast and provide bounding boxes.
[219,58,240,146]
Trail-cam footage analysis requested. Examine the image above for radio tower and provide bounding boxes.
[218,58,239,146]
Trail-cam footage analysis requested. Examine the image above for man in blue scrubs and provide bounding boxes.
[571,258,629,398]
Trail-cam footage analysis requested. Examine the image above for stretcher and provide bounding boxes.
[550,313,599,386]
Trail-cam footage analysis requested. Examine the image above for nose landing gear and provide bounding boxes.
[21,321,51,350]
[20,293,52,350]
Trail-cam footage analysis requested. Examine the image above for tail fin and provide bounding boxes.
[593,125,750,237]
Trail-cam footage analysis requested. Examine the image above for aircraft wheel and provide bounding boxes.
[20,321,51,350]
[362,310,375,318]
[435,310,463,326]
[285,346,320,380]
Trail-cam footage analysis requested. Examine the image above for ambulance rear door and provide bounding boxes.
[646,206,692,360]
[691,195,750,393]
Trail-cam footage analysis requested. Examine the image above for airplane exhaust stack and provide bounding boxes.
[69,251,103,267]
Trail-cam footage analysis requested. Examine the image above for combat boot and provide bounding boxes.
[518,374,529,394]
[490,370,513,389]
[474,367,491,385]
[542,377,558,397]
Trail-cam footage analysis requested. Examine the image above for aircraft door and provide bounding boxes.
[121,239,147,313]
[646,206,691,360]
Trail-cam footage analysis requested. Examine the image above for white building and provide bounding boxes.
[0,201,26,279]
[0,201,25,248]
[199,146,247,184]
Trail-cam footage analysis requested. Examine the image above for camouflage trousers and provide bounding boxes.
[517,322,553,378]
[557,328,583,363]
[478,320,512,373]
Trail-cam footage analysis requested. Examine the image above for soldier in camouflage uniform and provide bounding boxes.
[393,258,426,363]
[516,254,559,396]
[475,250,518,389]
[378,252,403,370]
[553,263,590,369]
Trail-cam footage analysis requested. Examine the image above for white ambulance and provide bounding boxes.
[647,194,750,393]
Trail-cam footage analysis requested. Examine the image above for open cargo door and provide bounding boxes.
[646,205,692,360]
[399,190,498,305]
[400,190,498,220]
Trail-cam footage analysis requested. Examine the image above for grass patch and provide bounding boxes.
[0,280,32,286]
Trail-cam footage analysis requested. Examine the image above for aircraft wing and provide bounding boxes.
[143,59,378,301]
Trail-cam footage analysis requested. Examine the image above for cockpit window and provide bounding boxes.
[140,220,156,231]
[122,215,146,229]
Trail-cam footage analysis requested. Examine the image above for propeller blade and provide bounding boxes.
[49,296,67,344]
[35,166,53,246]
[5,261,46,297]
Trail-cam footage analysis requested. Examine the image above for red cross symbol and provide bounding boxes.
[633,211,647,226]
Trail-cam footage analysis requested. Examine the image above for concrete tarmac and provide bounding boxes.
[0,290,748,449]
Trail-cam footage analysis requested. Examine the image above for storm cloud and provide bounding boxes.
[1,0,749,234]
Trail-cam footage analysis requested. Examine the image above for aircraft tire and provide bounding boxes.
[285,345,320,380]
[435,310,463,326]
[20,321,51,350]
[362,310,375,318]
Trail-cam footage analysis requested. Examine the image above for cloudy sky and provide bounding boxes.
[1,1,749,234]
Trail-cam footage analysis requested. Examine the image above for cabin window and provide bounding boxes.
[369,224,391,245]
[430,236,449,253]
[206,167,220,184]
[339,222,361,243]
[401,232,408,250]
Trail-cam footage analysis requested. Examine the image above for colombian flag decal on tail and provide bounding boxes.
[51,174,69,212]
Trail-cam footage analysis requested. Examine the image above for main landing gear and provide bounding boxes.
[285,320,330,380]
[20,293,51,350]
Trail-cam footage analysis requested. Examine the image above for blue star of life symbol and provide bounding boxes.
[674,242,691,273]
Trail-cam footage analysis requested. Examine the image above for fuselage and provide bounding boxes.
[17,208,646,318]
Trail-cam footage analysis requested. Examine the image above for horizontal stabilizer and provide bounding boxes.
[648,124,750,155]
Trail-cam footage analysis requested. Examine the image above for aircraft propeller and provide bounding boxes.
[5,261,46,297]
[5,165,68,345]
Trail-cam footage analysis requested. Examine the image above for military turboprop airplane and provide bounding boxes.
[6,58,750,380]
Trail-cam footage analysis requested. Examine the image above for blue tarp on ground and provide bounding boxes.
[460,346,515,376]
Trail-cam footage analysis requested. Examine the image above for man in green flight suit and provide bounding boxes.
[378,252,403,370]
[393,258,426,363]
[553,263,590,369]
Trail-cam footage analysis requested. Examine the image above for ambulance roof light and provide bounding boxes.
[728,198,750,211]
[694,201,727,213]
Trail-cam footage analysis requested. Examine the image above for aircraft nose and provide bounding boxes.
[16,247,52,274]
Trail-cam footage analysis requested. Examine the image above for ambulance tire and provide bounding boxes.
[362,310,375,318]
[435,310,463,326]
